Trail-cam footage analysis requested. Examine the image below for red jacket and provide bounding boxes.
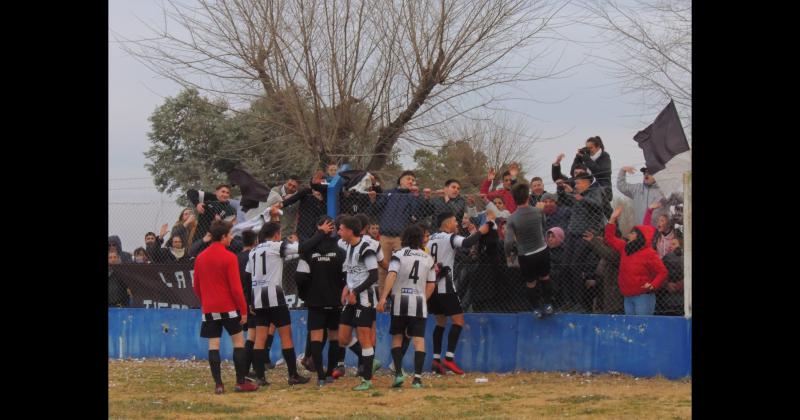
[480,179,517,214]
[604,223,668,297]
[193,242,248,316]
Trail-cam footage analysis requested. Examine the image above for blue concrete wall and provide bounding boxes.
[109,309,691,379]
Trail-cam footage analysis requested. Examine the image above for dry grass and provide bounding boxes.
[109,359,691,419]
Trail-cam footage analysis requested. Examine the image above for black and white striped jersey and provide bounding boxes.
[388,247,436,318]
[426,232,465,294]
[246,240,301,308]
[339,237,379,307]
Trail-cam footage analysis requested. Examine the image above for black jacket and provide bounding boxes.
[295,236,346,308]
[281,186,328,241]
[108,267,129,307]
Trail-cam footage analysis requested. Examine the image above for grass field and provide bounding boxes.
[108,359,691,419]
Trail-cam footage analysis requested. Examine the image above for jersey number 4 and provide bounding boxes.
[409,260,420,284]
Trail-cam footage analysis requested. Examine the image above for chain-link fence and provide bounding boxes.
[109,170,688,316]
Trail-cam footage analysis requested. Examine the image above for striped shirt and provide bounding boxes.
[426,232,465,294]
[339,237,379,307]
[388,247,436,318]
[246,240,301,308]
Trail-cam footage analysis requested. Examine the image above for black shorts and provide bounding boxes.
[254,305,292,328]
[339,304,376,328]
[428,293,463,316]
[308,306,341,331]
[244,313,256,330]
[519,247,550,281]
[200,317,243,338]
[389,315,426,337]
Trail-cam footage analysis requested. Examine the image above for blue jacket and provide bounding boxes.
[369,188,426,236]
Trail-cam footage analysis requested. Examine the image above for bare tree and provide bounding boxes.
[118,0,569,171]
[580,0,691,135]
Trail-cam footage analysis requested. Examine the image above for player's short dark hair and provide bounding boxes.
[210,220,233,241]
[436,211,456,228]
[444,179,460,187]
[145,232,156,239]
[286,175,299,182]
[354,214,371,233]
[338,216,362,236]
[502,171,512,180]
[258,222,282,242]
[215,184,231,191]
[397,170,416,185]
[511,183,530,205]
[133,247,146,256]
[317,214,334,227]
[530,177,543,183]
[401,224,425,250]
[241,230,258,247]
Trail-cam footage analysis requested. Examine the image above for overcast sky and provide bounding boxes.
[108,0,690,250]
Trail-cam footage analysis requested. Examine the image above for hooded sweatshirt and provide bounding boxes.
[108,236,133,264]
[604,223,668,298]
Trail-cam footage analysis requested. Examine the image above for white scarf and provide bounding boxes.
[170,247,186,260]
[590,148,603,161]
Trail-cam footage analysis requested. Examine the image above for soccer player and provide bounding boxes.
[355,213,386,376]
[295,215,347,387]
[504,183,552,318]
[377,224,437,388]
[427,211,492,375]
[247,220,333,386]
[193,220,258,394]
[336,216,380,391]
[236,230,258,378]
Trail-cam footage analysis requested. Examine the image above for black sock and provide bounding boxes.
[541,280,554,305]
[361,348,374,380]
[245,340,255,372]
[433,325,445,359]
[401,335,411,357]
[414,351,425,377]
[208,350,223,385]
[253,349,267,379]
[304,331,312,357]
[265,334,274,363]
[232,347,247,385]
[446,325,462,361]
[283,348,298,377]
[327,341,339,375]
[348,341,363,368]
[310,341,325,380]
[526,286,541,310]
[391,346,404,376]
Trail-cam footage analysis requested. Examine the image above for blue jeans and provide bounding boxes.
[624,293,656,315]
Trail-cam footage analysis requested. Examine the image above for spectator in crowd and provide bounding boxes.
[108,251,131,307]
[368,170,428,294]
[368,221,381,242]
[540,192,571,232]
[644,202,678,258]
[325,164,339,183]
[279,172,329,242]
[133,247,149,264]
[604,206,668,315]
[426,179,467,229]
[528,177,548,206]
[656,233,684,316]
[545,227,567,310]
[480,169,518,213]
[617,166,666,227]
[188,184,238,241]
[144,230,160,251]
[172,208,198,247]
[108,235,133,264]
[558,173,606,311]
[339,173,382,216]
[148,233,191,264]
[552,152,588,191]
[468,195,510,241]
[582,228,624,314]
[266,176,300,238]
[572,136,612,195]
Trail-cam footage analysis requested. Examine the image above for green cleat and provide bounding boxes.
[411,379,423,389]
[352,379,373,391]
[372,359,382,374]
[391,374,407,388]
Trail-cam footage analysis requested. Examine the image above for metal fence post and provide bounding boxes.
[683,171,691,318]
